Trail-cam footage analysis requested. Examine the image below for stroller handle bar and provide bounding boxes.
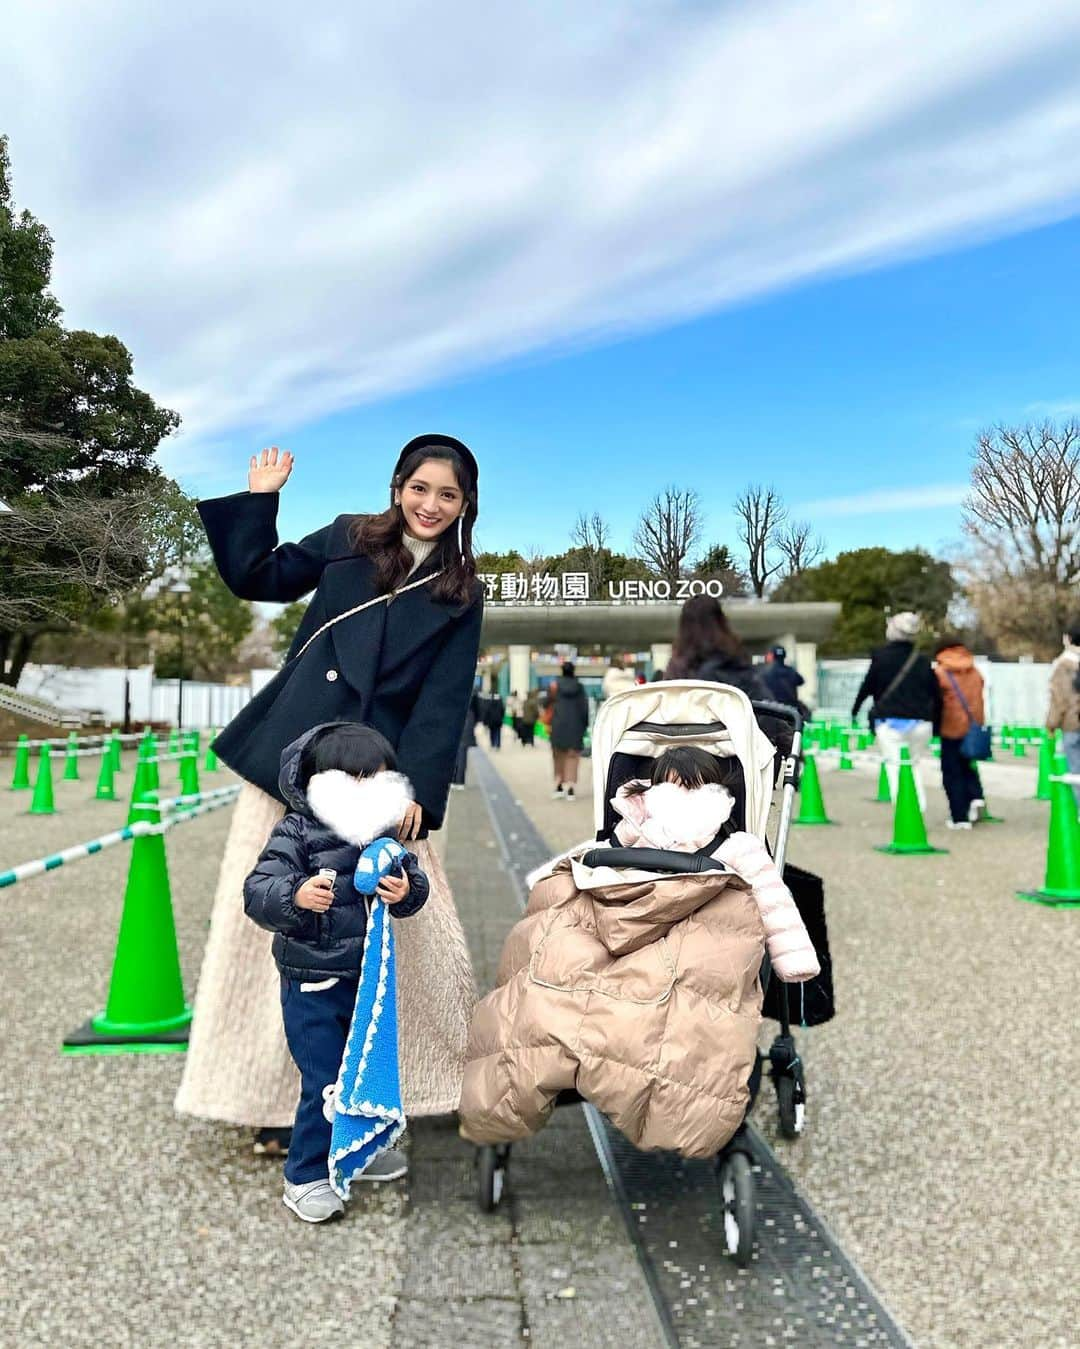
[580,847,727,874]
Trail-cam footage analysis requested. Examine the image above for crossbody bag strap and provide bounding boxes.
[875,647,920,710]
[944,670,975,728]
[293,570,443,662]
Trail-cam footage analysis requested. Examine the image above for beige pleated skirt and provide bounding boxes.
[174,782,477,1127]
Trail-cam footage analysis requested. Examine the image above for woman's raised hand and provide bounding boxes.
[248,446,294,493]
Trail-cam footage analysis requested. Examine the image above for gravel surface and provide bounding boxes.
[2,770,403,1349]
[487,733,1080,1349]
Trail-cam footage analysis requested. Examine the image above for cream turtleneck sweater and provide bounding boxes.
[402,532,437,575]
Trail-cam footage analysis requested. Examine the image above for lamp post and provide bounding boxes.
[168,576,191,730]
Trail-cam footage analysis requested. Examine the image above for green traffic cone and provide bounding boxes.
[168,728,179,755]
[110,730,123,774]
[147,734,160,791]
[179,750,200,802]
[1034,733,1053,801]
[28,744,56,815]
[127,744,157,825]
[930,737,941,760]
[94,746,117,801]
[876,747,945,854]
[204,732,219,773]
[838,733,854,771]
[794,752,833,825]
[10,734,31,790]
[1018,756,1080,907]
[63,792,192,1053]
[1013,736,1027,758]
[63,731,80,781]
[875,759,891,803]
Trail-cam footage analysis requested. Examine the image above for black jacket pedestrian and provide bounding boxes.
[762,660,805,709]
[198,492,483,834]
[851,640,941,726]
[550,676,589,751]
[686,653,770,703]
[244,727,429,981]
[484,695,505,730]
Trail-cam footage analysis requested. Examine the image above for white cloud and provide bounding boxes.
[792,484,970,518]
[1025,399,1080,418]
[4,1,1080,473]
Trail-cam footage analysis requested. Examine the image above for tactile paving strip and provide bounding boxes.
[475,751,912,1349]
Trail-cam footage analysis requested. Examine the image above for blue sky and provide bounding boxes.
[191,213,1080,563]
[4,1,1080,570]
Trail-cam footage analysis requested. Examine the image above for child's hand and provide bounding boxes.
[376,871,411,905]
[295,875,334,912]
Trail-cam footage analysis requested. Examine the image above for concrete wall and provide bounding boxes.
[18,664,255,729]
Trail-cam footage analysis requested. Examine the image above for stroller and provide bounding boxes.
[473,680,811,1266]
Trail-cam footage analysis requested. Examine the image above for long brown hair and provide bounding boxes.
[348,444,479,609]
[665,595,747,678]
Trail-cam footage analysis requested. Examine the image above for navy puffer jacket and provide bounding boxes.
[243,726,429,980]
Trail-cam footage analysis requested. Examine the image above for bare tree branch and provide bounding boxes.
[733,484,788,597]
[777,519,825,577]
[961,420,1080,655]
[633,487,702,585]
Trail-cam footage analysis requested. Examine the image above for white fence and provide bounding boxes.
[17,664,275,729]
[817,658,1053,727]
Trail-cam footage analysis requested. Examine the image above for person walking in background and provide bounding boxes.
[601,656,636,700]
[485,691,506,750]
[762,644,806,711]
[550,661,589,800]
[520,687,540,746]
[506,690,524,743]
[933,637,988,829]
[1046,618,1080,807]
[451,689,482,787]
[852,611,940,808]
[665,595,768,700]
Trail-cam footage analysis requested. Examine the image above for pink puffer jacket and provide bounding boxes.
[613,782,820,983]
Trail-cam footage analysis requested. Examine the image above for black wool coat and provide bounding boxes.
[199,491,484,834]
[550,676,589,751]
[851,641,941,726]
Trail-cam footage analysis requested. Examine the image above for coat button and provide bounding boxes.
[326,669,338,682]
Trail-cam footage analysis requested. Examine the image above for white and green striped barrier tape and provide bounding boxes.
[0,785,240,889]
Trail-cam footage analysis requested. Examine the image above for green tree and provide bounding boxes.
[774,547,955,656]
[271,599,308,657]
[691,543,748,597]
[0,136,180,683]
[150,561,254,680]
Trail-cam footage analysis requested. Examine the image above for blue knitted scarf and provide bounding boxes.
[328,837,406,1199]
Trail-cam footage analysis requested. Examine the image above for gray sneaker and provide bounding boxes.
[355,1147,408,1182]
[282,1178,345,1223]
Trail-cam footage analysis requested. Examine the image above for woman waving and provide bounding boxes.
[175,436,483,1157]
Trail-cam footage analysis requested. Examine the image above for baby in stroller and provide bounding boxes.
[458,681,819,1161]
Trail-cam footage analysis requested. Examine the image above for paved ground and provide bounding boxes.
[5,737,1077,1347]
[1,756,662,1348]
[484,731,1080,1349]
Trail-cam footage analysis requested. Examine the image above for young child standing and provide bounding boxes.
[244,722,430,1223]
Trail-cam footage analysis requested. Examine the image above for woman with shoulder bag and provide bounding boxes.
[933,637,990,828]
[1046,618,1080,807]
[174,437,483,1164]
[851,612,941,808]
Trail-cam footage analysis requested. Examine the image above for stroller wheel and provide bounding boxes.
[477,1144,509,1213]
[718,1151,754,1266]
[776,1073,805,1139]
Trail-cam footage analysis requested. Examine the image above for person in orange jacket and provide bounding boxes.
[933,637,988,828]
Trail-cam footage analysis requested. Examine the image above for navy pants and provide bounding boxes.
[939,736,983,823]
[280,974,359,1184]
[489,721,502,749]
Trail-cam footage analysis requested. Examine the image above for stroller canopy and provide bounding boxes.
[590,681,778,840]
